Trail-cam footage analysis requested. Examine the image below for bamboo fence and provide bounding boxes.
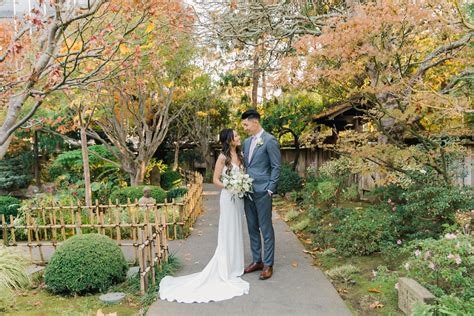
[1,171,203,295]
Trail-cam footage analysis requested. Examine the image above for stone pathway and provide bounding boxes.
[147,184,351,316]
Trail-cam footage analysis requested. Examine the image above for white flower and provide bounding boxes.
[404,262,410,271]
[256,137,264,147]
[420,169,427,174]
[415,250,421,257]
[428,262,436,270]
[454,255,462,265]
[221,169,254,201]
[444,233,457,240]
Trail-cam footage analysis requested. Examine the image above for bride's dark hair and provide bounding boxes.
[219,128,244,175]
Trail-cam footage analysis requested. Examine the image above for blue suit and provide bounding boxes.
[243,131,281,266]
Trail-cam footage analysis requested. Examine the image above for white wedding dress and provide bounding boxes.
[159,164,249,303]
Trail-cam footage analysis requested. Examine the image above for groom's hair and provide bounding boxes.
[241,109,261,121]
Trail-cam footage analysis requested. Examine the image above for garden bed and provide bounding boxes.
[274,197,403,315]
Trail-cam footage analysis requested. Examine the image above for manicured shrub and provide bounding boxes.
[333,207,398,256]
[44,234,128,295]
[160,170,182,190]
[110,185,166,204]
[277,164,302,196]
[0,196,20,222]
[166,187,188,202]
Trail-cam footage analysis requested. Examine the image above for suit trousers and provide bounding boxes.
[244,191,275,266]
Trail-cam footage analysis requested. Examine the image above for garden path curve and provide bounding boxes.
[147,183,351,316]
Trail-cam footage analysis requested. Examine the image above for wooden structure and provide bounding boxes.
[1,171,203,295]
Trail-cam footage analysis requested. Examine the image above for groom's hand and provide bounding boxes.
[267,190,273,197]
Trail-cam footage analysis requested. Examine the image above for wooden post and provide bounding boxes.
[9,215,16,246]
[76,201,82,235]
[41,207,47,239]
[70,202,75,236]
[26,214,33,262]
[50,212,57,250]
[59,207,66,241]
[2,214,8,246]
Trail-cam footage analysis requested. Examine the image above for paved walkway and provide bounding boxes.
[147,184,351,316]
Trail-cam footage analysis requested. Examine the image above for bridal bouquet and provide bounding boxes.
[222,169,254,200]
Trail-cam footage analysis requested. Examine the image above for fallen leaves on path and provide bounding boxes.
[32,301,42,306]
[369,301,384,309]
[368,288,381,293]
[291,260,298,268]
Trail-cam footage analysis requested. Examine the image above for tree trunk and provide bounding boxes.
[131,160,147,186]
[251,48,260,106]
[173,141,180,171]
[80,127,92,207]
[262,70,267,103]
[33,130,42,189]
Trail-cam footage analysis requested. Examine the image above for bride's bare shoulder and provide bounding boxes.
[216,154,226,165]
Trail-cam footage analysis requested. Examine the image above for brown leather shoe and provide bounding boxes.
[259,266,273,280]
[244,262,264,274]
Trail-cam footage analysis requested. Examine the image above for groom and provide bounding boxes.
[241,109,281,280]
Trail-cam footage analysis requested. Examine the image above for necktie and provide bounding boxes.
[248,136,257,163]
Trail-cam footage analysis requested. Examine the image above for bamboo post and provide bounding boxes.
[130,198,138,264]
[59,207,66,241]
[76,201,82,235]
[26,214,33,261]
[9,215,16,245]
[138,229,146,295]
[33,220,45,265]
[41,206,47,239]
[144,208,155,286]
[2,214,8,246]
[114,205,121,246]
[172,199,177,239]
[95,200,102,234]
[89,201,95,233]
[160,209,169,262]
[70,201,75,236]
[50,212,57,250]
[154,206,162,270]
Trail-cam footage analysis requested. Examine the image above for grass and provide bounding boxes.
[4,255,180,315]
[273,196,403,315]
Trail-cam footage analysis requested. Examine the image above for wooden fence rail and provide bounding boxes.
[1,171,203,295]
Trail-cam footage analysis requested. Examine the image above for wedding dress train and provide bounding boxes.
[159,164,249,303]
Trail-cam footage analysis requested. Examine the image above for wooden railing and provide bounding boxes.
[1,171,203,295]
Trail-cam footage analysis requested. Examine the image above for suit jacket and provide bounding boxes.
[243,131,281,193]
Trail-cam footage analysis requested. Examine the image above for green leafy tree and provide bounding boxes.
[262,91,323,169]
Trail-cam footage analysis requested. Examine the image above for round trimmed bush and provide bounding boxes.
[44,234,128,295]
[110,185,166,204]
[160,170,182,190]
[0,196,20,222]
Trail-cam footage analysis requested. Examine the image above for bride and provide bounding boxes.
[159,128,250,303]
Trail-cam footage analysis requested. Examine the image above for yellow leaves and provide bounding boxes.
[163,81,174,89]
[196,111,208,118]
[59,39,83,55]
[291,260,298,268]
[119,44,130,55]
[145,22,155,33]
